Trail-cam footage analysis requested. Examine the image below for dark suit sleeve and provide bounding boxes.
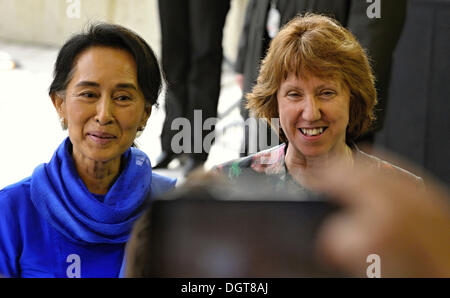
[235,0,257,74]
[346,0,407,132]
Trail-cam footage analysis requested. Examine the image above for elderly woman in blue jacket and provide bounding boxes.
[0,23,176,278]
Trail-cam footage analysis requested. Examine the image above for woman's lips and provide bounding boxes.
[298,127,327,141]
[87,132,116,145]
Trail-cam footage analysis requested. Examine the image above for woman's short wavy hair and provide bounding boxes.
[247,13,377,143]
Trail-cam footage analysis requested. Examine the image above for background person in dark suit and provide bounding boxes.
[155,0,230,175]
[374,0,450,186]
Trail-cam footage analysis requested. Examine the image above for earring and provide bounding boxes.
[60,117,68,130]
[136,126,145,138]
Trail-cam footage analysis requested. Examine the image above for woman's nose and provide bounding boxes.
[95,96,114,125]
[301,96,321,122]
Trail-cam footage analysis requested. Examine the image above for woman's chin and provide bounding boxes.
[81,141,130,163]
[300,150,328,159]
[291,143,330,159]
[81,148,122,164]
[289,133,347,160]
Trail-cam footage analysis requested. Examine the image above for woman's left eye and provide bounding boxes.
[115,95,131,101]
[80,92,96,98]
[320,90,336,97]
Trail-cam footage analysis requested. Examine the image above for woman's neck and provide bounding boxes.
[285,143,353,190]
[72,152,122,195]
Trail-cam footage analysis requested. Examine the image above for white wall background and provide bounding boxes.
[0,0,248,188]
[0,0,248,62]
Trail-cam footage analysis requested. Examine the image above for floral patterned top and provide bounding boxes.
[215,143,423,199]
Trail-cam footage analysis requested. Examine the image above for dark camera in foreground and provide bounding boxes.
[127,183,344,278]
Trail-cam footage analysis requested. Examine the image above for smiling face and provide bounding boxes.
[52,46,151,164]
[277,72,350,159]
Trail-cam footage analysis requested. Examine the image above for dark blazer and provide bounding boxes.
[375,0,450,185]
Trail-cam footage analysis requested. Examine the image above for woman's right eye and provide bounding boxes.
[287,92,301,98]
[79,92,97,98]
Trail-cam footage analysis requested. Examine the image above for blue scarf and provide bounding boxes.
[30,138,153,244]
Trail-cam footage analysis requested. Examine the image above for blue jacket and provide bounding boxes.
[0,138,176,278]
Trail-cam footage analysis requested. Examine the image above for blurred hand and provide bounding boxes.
[316,157,450,277]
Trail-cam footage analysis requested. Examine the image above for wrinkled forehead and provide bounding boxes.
[280,69,346,96]
[278,72,349,99]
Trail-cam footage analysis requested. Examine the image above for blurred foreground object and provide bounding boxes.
[125,171,346,277]
[127,199,343,278]
[317,154,450,278]
[127,154,450,278]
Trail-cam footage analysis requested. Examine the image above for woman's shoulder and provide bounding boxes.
[0,177,33,209]
[0,177,37,278]
[355,149,423,186]
[0,176,40,230]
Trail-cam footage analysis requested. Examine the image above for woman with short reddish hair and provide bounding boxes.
[217,14,421,194]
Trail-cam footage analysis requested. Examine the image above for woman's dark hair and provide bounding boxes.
[49,22,163,106]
